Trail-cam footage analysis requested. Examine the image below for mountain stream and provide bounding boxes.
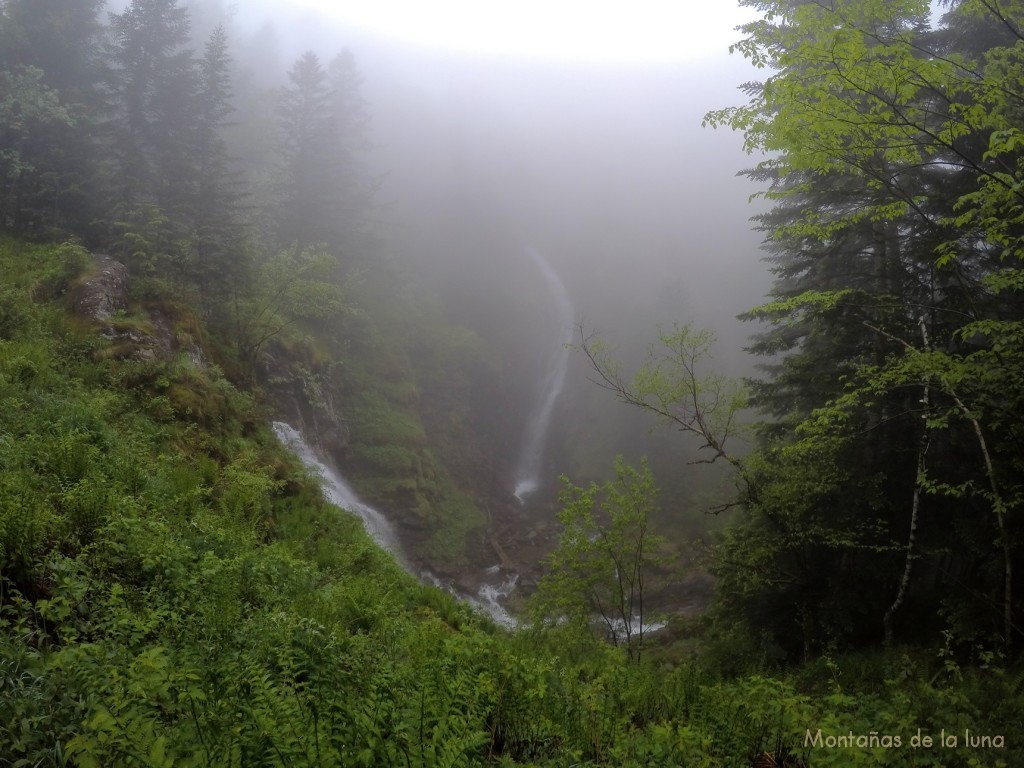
[273,422,519,628]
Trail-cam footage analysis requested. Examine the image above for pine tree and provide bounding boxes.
[106,0,196,227]
[190,24,248,303]
[0,0,106,235]
[706,0,1024,655]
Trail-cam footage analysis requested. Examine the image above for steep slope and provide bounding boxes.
[3,237,1022,767]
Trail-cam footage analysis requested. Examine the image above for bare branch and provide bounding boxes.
[575,323,745,472]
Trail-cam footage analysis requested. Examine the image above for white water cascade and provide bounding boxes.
[512,246,575,503]
[272,422,517,628]
[273,422,407,564]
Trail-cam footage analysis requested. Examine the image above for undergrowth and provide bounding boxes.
[1,237,1022,766]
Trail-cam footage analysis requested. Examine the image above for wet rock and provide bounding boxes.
[261,346,350,459]
[187,343,207,369]
[456,573,481,595]
[74,254,129,322]
[307,385,349,457]
[73,255,199,365]
[143,309,175,359]
[94,307,176,363]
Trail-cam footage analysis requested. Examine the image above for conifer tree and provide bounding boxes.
[274,49,375,256]
[326,49,376,250]
[0,0,105,234]
[106,0,196,225]
[705,0,1024,655]
[275,51,335,250]
[190,24,247,302]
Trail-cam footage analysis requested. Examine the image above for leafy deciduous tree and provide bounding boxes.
[532,457,665,663]
[703,0,1024,654]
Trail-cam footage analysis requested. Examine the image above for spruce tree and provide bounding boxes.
[106,0,196,230]
[706,0,1024,655]
[326,49,375,253]
[275,50,335,251]
[0,0,105,235]
[190,24,247,303]
[274,49,375,257]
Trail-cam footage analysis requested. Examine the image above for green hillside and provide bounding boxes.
[0,235,1020,767]
[4,0,1024,763]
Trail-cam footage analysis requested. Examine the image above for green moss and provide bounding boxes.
[348,388,427,445]
[422,484,485,566]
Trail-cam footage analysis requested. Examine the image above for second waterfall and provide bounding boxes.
[512,246,575,503]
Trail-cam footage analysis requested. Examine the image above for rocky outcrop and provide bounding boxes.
[73,254,201,366]
[297,382,350,460]
[260,345,350,459]
[73,254,129,322]
[129,309,175,362]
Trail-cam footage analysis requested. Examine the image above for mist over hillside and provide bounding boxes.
[346,26,768,361]
[175,0,770,361]
[241,5,770,500]
[5,2,1024,764]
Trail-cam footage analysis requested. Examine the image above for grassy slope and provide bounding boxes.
[335,271,510,569]
[1,237,1022,767]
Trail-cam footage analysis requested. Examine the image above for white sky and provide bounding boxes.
[293,1,752,63]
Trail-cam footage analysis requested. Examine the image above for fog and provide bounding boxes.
[198,1,770,495]
[368,48,768,364]
[186,1,770,361]
[138,0,768,506]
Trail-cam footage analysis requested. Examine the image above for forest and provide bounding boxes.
[1,0,1023,765]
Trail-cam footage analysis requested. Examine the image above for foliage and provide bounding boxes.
[2,0,1024,759]
[0,0,105,235]
[106,0,196,217]
[1,230,1023,768]
[340,308,489,567]
[0,66,77,233]
[274,48,376,253]
[578,324,748,474]
[233,243,351,370]
[699,0,1024,658]
[531,457,666,662]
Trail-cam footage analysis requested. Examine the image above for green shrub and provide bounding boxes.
[0,287,31,339]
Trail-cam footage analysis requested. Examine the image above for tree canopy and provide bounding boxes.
[703,0,1024,657]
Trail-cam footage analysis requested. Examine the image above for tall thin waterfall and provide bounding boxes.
[512,246,574,503]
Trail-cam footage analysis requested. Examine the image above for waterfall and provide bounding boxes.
[273,422,408,565]
[422,569,518,630]
[513,246,575,503]
[273,421,517,628]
